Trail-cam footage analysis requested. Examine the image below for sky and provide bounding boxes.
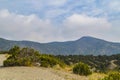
[0,0,120,43]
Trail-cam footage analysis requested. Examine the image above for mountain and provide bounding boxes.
[0,36,120,55]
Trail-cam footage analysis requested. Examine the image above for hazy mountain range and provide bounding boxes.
[0,36,120,55]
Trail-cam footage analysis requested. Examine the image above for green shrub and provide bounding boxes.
[0,51,8,54]
[4,46,40,67]
[4,46,65,68]
[4,59,16,66]
[101,72,120,80]
[4,58,32,66]
[73,62,92,76]
[39,54,65,68]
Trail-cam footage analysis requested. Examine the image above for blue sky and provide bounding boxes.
[0,0,120,42]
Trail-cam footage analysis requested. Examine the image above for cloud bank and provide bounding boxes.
[0,0,119,42]
[0,9,113,42]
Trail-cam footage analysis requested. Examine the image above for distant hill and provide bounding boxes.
[0,36,120,55]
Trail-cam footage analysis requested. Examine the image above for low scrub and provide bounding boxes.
[73,62,92,76]
[39,54,65,68]
[0,51,8,54]
[4,46,65,68]
[101,72,120,80]
[4,46,40,67]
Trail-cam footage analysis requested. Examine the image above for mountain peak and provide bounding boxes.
[76,36,99,42]
[80,36,99,40]
[80,36,93,40]
[78,36,107,42]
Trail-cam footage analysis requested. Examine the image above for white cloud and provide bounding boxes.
[0,0,119,42]
[61,14,112,40]
[64,14,111,29]
[0,9,119,43]
[106,0,120,11]
[109,1,120,12]
[0,9,56,42]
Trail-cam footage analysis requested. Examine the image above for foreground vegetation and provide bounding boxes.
[0,51,8,54]
[4,46,65,68]
[73,62,92,76]
[101,72,120,80]
[1,46,120,78]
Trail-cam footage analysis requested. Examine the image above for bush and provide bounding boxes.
[0,51,8,54]
[39,54,65,68]
[4,59,16,66]
[73,62,92,76]
[4,46,40,67]
[101,72,120,80]
[4,46,65,68]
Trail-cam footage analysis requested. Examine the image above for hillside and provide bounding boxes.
[56,54,120,72]
[0,36,120,55]
[0,54,105,80]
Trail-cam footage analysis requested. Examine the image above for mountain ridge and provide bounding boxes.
[0,36,120,55]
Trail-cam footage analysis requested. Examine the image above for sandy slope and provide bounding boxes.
[0,67,63,80]
[0,54,6,67]
[0,67,89,80]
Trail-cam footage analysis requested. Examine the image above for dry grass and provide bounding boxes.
[88,73,106,80]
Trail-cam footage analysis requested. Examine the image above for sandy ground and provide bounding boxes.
[0,54,104,80]
[0,54,6,67]
[0,67,89,80]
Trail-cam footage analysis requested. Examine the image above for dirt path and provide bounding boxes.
[108,60,117,70]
